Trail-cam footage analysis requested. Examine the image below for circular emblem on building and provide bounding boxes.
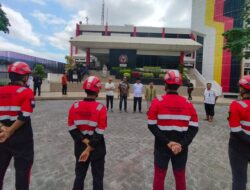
[119,55,128,64]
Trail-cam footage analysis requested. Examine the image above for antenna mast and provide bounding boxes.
[101,0,105,25]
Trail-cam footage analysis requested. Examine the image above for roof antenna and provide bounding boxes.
[101,0,105,25]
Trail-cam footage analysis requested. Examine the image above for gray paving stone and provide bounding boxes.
[2,100,250,190]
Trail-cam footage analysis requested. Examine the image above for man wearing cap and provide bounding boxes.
[228,75,250,190]
[0,62,35,190]
[68,76,107,190]
[147,70,199,190]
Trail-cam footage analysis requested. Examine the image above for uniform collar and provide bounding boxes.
[167,91,178,95]
[83,98,96,101]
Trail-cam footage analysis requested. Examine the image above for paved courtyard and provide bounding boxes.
[3,100,250,190]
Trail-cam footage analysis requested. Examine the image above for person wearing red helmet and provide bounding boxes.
[147,70,199,190]
[0,62,35,190]
[228,75,250,190]
[68,76,107,190]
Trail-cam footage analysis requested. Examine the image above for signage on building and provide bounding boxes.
[119,54,128,67]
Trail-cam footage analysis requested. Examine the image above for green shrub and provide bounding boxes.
[0,80,9,86]
[111,67,121,71]
[123,72,131,78]
[120,69,132,75]
[143,66,161,72]
[34,64,46,79]
[153,71,161,78]
[159,73,165,79]
[143,72,154,78]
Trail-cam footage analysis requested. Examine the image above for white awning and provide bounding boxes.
[70,35,202,53]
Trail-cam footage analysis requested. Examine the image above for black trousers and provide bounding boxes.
[119,95,127,111]
[62,84,67,95]
[33,84,41,96]
[133,97,142,112]
[229,145,250,190]
[106,95,113,110]
[204,103,215,116]
[187,90,193,100]
[0,143,34,190]
[73,144,105,190]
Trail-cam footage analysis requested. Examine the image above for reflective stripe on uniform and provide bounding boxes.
[68,125,77,131]
[16,87,26,93]
[231,126,242,132]
[157,96,163,101]
[148,120,157,125]
[236,101,248,108]
[22,111,32,117]
[189,121,199,127]
[231,127,250,135]
[0,106,21,111]
[158,114,191,121]
[96,104,103,111]
[240,120,250,127]
[0,115,18,121]
[74,120,97,127]
[74,102,79,109]
[81,130,94,135]
[158,125,188,132]
[95,128,104,134]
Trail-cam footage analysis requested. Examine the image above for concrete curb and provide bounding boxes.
[35,96,234,106]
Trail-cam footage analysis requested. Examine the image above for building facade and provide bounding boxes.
[192,0,246,92]
[70,24,201,71]
[0,51,65,77]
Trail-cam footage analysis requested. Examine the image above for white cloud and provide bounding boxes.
[0,37,65,62]
[2,5,41,46]
[32,10,66,25]
[54,0,192,27]
[30,0,47,5]
[48,10,87,50]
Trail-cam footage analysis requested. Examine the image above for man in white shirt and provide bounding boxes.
[204,82,218,122]
[133,78,143,113]
[105,77,115,112]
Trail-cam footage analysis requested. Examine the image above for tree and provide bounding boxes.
[65,55,74,71]
[223,0,250,59]
[33,64,46,79]
[0,4,11,33]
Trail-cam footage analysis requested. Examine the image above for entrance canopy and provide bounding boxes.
[70,35,202,54]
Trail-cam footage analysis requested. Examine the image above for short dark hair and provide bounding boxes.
[9,72,28,82]
[85,89,98,96]
[165,84,179,91]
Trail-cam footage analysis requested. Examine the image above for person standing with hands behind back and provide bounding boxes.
[0,62,35,190]
[68,76,107,190]
[147,70,199,190]
[105,77,115,112]
[118,76,130,113]
[228,75,250,190]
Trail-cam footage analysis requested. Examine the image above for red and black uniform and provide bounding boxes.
[147,92,199,190]
[0,84,35,190]
[228,99,250,190]
[68,98,107,190]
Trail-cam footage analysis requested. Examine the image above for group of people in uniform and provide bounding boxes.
[0,61,250,190]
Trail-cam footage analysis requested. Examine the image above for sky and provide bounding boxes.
[0,0,192,63]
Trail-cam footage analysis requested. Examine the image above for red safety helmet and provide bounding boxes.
[164,70,182,85]
[83,76,102,93]
[239,75,250,90]
[8,61,31,75]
